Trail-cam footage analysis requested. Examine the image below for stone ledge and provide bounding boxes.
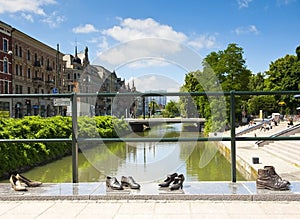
[1,181,300,201]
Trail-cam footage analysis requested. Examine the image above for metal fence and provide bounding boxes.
[1,90,300,183]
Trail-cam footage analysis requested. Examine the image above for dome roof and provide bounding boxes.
[72,56,81,64]
[72,45,81,64]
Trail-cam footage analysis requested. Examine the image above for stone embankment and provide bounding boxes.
[219,120,300,181]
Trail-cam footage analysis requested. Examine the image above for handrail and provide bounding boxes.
[256,123,300,146]
[1,90,300,183]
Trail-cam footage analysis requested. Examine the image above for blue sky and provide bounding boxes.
[1,0,299,92]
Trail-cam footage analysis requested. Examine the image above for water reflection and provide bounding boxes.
[1,123,246,183]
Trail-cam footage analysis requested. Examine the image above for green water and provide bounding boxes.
[1,123,246,183]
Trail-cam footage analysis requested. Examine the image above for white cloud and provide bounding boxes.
[102,17,187,43]
[94,18,215,70]
[237,0,253,8]
[21,13,34,22]
[234,25,260,35]
[187,34,217,49]
[42,11,65,28]
[72,24,99,34]
[276,0,296,6]
[0,0,56,15]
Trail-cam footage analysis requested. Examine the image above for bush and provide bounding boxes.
[0,115,130,178]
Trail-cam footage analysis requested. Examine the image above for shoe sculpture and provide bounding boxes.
[169,174,185,190]
[16,174,42,187]
[121,176,140,189]
[106,176,123,190]
[158,173,178,187]
[256,166,290,190]
[10,175,27,191]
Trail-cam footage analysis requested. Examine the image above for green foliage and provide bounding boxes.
[181,44,250,134]
[0,115,129,178]
[163,100,180,118]
[264,54,300,113]
[247,95,277,116]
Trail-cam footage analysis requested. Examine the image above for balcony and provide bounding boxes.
[33,77,43,81]
[46,80,55,85]
[34,61,41,67]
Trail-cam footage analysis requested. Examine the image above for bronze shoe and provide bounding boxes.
[10,175,27,191]
[16,174,42,187]
[169,174,185,190]
[256,167,290,190]
[158,173,178,187]
[106,176,123,190]
[121,176,140,189]
[263,166,290,186]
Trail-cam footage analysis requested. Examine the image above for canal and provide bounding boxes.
[1,123,246,183]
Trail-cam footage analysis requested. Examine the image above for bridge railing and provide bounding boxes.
[1,90,300,183]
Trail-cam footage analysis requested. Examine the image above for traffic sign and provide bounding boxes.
[52,88,58,93]
[53,98,70,106]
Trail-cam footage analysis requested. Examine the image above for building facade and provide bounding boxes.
[1,20,65,118]
[1,21,134,118]
[0,21,13,117]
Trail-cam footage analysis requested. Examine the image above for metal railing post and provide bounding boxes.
[71,92,78,183]
[230,90,237,182]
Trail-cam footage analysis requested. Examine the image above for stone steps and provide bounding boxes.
[260,137,300,167]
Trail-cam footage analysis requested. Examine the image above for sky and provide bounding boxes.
[1,0,299,93]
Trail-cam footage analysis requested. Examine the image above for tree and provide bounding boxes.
[204,43,252,92]
[248,72,266,91]
[296,45,300,60]
[163,100,180,118]
[181,44,252,134]
[265,52,300,114]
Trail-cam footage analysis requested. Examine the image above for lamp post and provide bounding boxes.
[152,98,155,117]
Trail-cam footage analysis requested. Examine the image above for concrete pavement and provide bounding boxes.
[1,199,300,218]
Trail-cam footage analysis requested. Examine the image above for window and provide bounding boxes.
[15,64,19,76]
[3,59,8,73]
[3,39,8,52]
[4,81,9,94]
[19,46,22,58]
[15,45,18,56]
[27,87,31,94]
[27,68,31,78]
[19,65,23,76]
[27,50,30,60]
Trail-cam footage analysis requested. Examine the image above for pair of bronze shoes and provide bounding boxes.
[158,173,185,190]
[10,174,42,191]
[106,176,140,190]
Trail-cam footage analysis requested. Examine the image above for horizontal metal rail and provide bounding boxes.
[1,90,300,183]
[1,136,300,143]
